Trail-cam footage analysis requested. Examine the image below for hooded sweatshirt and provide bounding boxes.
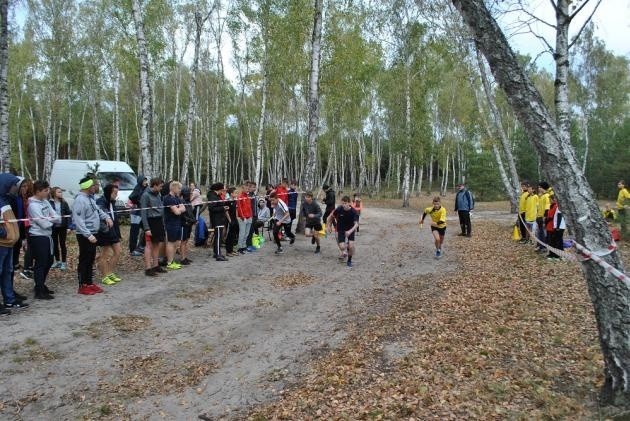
[28,196,61,237]
[301,200,322,225]
[72,191,110,238]
[0,173,20,247]
[140,188,164,230]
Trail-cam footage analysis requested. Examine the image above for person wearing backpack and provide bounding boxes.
[454,182,474,237]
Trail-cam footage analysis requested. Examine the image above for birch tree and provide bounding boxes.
[452,0,630,407]
[302,0,323,193]
[0,0,9,172]
[131,0,154,176]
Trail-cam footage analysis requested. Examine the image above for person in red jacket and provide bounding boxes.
[274,179,289,205]
[237,181,254,254]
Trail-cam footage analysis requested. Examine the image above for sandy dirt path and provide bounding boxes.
[1,205,461,420]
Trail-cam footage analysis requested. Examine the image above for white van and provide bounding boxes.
[49,160,138,209]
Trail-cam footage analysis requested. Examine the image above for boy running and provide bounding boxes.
[270,192,295,254]
[301,192,323,253]
[420,196,447,258]
[327,196,359,267]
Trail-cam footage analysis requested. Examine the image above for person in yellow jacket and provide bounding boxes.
[420,196,447,258]
[617,180,630,236]
[518,182,530,242]
[522,184,538,244]
[535,182,551,251]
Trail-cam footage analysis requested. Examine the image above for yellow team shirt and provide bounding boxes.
[423,206,447,228]
[519,192,528,213]
[524,194,539,222]
[617,188,630,209]
[537,192,550,218]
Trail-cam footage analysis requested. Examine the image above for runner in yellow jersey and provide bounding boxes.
[535,182,551,252]
[420,196,447,258]
[617,180,630,237]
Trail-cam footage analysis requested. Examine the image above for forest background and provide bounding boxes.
[1,0,628,202]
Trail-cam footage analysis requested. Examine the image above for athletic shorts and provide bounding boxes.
[337,230,355,243]
[306,223,323,232]
[181,225,192,241]
[431,226,446,236]
[165,223,183,243]
[96,233,120,247]
[147,217,166,244]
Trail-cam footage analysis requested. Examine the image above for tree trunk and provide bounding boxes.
[581,115,589,174]
[0,0,9,172]
[131,0,154,176]
[43,106,53,180]
[475,46,520,207]
[91,98,101,159]
[302,0,323,193]
[29,107,39,179]
[114,71,121,161]
[452,0,630,407]
[402,61,412,207]
[254,65,267,188]
[180,12,204,183]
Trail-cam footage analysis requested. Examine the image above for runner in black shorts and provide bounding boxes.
[420,196,447,258]
[301,192,323,254]
[327,196,359,267]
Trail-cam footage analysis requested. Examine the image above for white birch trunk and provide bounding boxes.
[131,0,154,176]
[0,0,9,172]
[43,107,53,180]
[114,71,120,161]
[180,11,204,183]
[253,69,267,188]
[29,107,39,179]
[302,0,323,192]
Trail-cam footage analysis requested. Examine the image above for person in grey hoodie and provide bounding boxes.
[301,192,323,253]
[27,181,61,300]
[140,177,165,276]
[72,176,113,295]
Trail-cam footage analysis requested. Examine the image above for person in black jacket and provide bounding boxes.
[207,183,229,261]
[49,187,72,270]
[95,184,122,285]
[322,184,336,224]
[128,175,148,256]
[225,187,239,257]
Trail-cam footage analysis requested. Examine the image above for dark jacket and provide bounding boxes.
[96,196,121,241]
[301,200,323,225]
[128,174,147,216]
[454,189,474,212]
[49,199,72,229]
[0,173,20,246]
[324,189,336,210]
[207,190,228,227]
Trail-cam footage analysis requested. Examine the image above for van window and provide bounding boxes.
[99,172,136,190]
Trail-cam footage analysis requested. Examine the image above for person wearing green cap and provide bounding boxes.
[72,176,113,295]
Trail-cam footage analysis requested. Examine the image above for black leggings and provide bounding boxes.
[29,236,53,292]
[51,226,68,262]
[273,222,295,248]
[129,223,141,253]
[76,234,97,285]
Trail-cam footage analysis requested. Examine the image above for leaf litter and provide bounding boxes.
[248,220,605,419]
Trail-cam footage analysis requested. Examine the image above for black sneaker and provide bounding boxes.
[1,306,10,316]
[44,286,55,295]
[5,301,29,309]
[315,246,320,254]
[19,270,33,280]
[275,248,284,255]
[35,292,54,300]
[216,255,228,261]
[180,258,192,265]
[155,266,168,273]
[158,259,167,267]
[145,268,158,277]
[290,237,295,245]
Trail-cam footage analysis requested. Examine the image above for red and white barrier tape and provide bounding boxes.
[1,191,303,225]
[517,213,629,284]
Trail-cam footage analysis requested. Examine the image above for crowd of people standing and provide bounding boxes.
[1,171,365,316]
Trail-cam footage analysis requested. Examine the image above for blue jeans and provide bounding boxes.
[0,246,15,304]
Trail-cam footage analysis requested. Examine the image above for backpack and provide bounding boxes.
[195,216,208,247]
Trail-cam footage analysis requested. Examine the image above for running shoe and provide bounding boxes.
[87,284,104,293]
[315,246,320,254]
[102,276,117,286]
[109,273,122,282]
[78,285,96,295]
[275,248,284,255]
[59,262,67,270]
[167,262,182,270]
[4,301,29,309]
[289,237,295,245]
[435,249,442,258]
[347,261,353,268]
[180,258,192,265]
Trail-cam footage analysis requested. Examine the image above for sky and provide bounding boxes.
[498,0,630,70]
